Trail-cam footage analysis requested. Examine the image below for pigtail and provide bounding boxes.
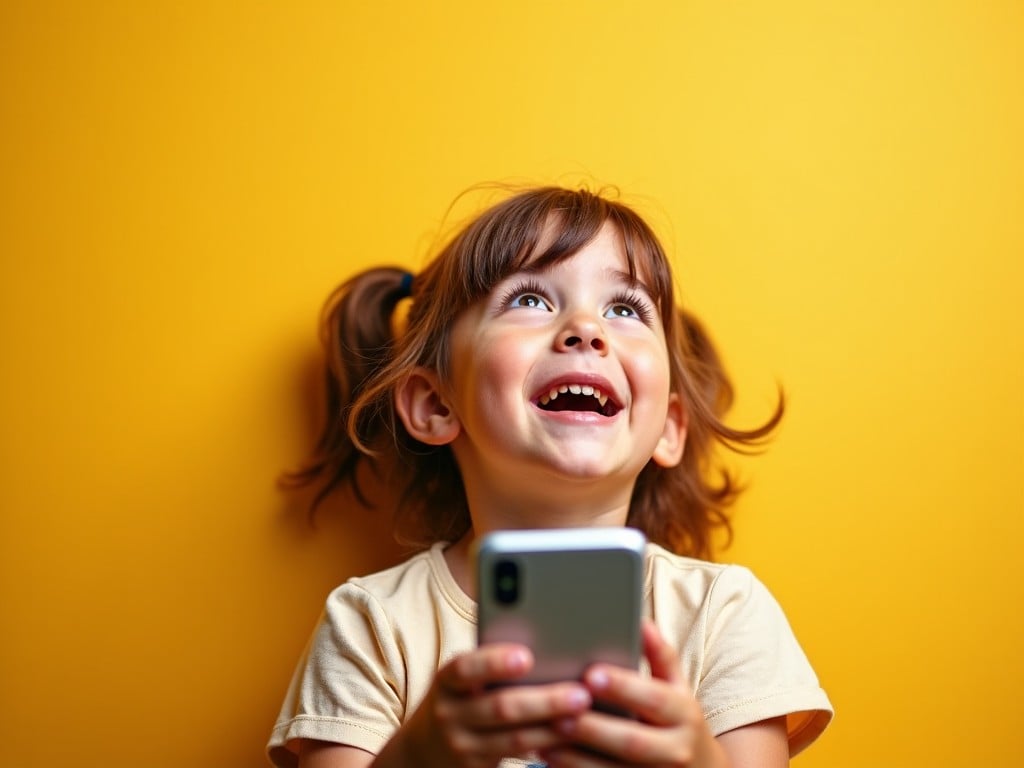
[681,309,784,451]
[629,309,784,559]
[679,310,735,418]
[281,267,411,510]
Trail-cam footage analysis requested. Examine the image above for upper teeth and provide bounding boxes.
[539,384,609,408]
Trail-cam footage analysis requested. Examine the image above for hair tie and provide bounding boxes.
[398,271,415,298]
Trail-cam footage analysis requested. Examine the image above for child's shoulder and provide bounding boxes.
[645,540,741,575]
[337,543,441,595]
[322,542,473,619]
[645,542,765,603]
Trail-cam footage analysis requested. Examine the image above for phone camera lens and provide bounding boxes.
[494,560,519,605]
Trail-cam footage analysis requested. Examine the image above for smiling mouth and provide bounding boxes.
[537,384,621,417]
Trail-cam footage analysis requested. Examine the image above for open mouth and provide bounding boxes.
[536,384,621,417]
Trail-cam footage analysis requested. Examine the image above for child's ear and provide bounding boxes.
[394,366,461,446]
[651,393,687,468]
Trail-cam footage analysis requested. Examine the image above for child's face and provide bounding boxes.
[441,221,685,503]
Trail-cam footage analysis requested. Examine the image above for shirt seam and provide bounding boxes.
[703,686,821,720]
[427,542,478,622]
[275,713,391,741]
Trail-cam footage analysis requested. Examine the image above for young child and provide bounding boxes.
[268,186,832,768]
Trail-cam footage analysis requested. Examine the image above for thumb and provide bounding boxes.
[642,618,687,689]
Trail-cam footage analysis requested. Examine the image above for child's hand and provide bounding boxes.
[539,620,729,768]
[387,643,592,768]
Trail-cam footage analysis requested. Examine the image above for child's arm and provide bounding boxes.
[537,620,790,767]
[717,717,789,768]
[297,642,593,768]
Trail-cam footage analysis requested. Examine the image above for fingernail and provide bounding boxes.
[506,649,529,671]
[567,688,590,709]
[586,667,610,690]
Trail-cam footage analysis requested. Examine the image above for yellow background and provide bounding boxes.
[2,2,1022,766]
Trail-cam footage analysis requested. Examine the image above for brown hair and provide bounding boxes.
[284,186,782,558]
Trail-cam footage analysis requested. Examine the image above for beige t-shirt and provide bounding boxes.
[268,542,832,767]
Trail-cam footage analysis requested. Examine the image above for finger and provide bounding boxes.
[556,709,696,765]
[436,644,532,694]
[582,664,690,727]
[641,618,684,686]
[460,682,591,728]
[468,722,577,760]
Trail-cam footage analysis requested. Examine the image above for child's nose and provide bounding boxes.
[554,316,608,354]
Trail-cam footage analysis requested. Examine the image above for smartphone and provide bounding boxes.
[475,527,646,693]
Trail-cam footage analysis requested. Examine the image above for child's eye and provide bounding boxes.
[607,304,638,318]
[605,292,655,324]
[500,280,552,311]
[511,293,550,310]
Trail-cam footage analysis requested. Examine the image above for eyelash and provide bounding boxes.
[499,279,549,310]
[499,280,656,325]
[609,290,656,325]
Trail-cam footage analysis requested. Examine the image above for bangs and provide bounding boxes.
[450,187,676,313]
[407,186,681,381]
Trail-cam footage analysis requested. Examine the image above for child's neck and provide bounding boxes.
[462,474,634,532]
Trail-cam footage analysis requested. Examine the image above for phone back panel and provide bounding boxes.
[476,528,645,685]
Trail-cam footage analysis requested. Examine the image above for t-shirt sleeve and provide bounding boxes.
[267,584,406,768]
[698,565,833,755]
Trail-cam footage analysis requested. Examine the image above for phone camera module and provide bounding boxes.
[494,560,519,605]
